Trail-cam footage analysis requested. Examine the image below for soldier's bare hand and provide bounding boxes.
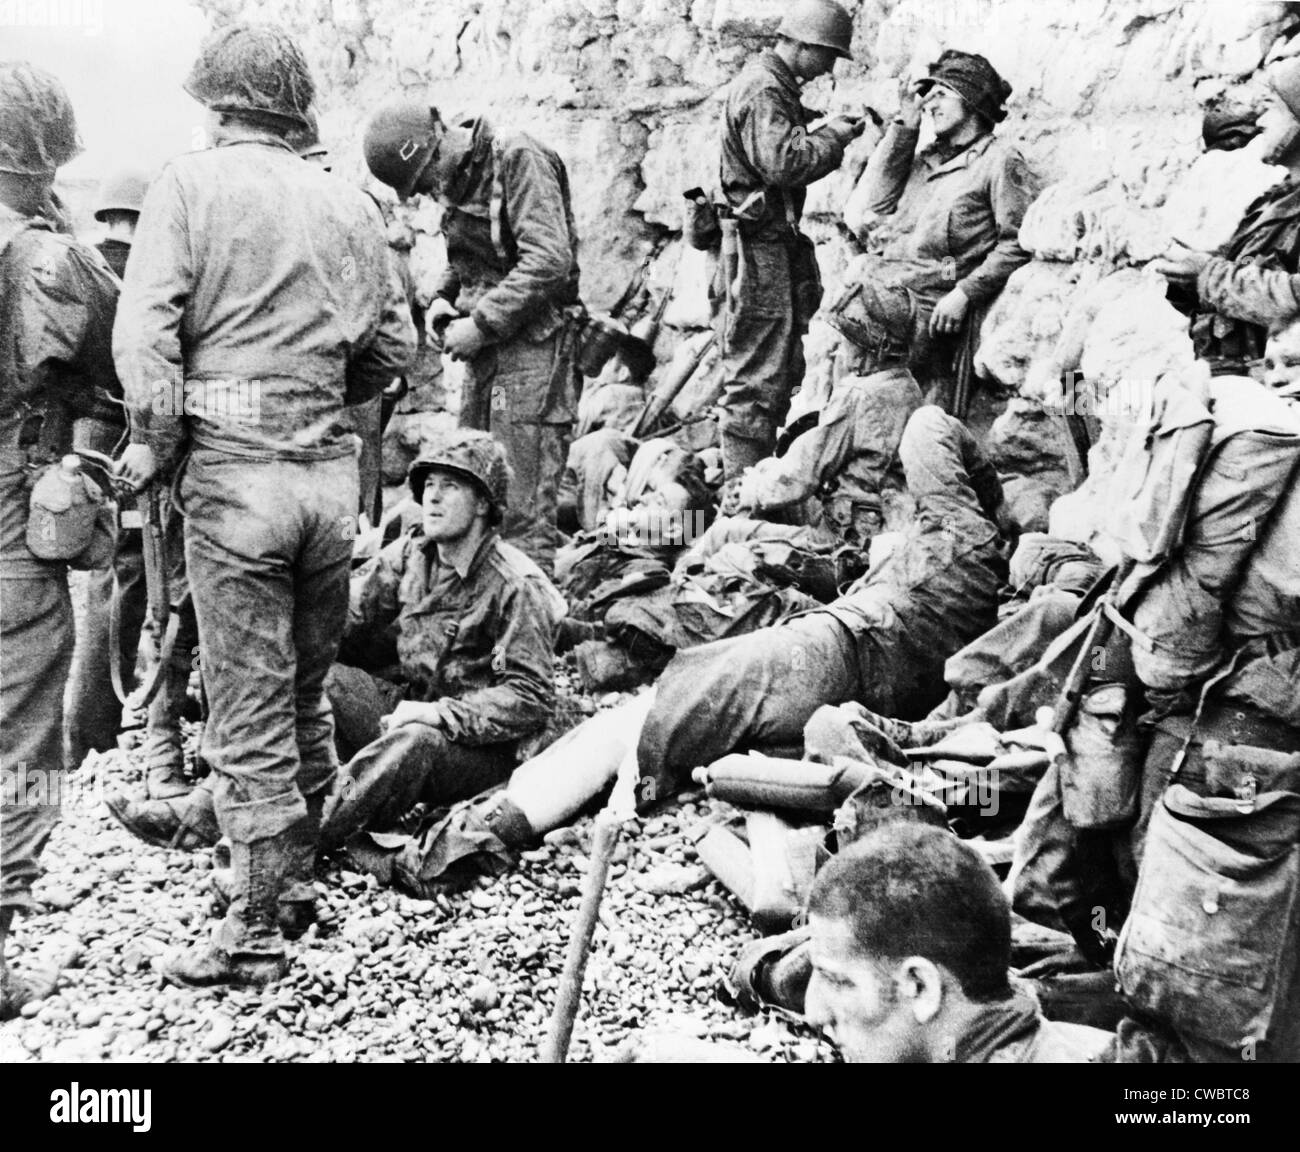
[929,286,969,336]
[898,79,925,129]
[114,443,158,491]
[382,700,443,732]
[825,114,865,143]
[427,297,460,339]
[443,317,488,361]
[1151,241,1210,286]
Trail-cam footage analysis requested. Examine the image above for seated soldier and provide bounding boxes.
[637,404,1008,802]
[803,823,1112,1062]
[1153,56,1300,377]
[841,50,1038,410]
[318,429,564,851]
[731,337,922,547]
[106,431,564,929]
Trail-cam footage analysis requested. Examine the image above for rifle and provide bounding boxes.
[631,331,716,440]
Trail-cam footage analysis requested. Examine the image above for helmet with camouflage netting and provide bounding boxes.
[0,61,82,175]
[184,23,315,129]
[408,429,511,524]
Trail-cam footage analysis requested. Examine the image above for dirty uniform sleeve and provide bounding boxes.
[747,399,854,510]
[345,246,416,405]
[427,577,556,745]
[956,147,1039,307]
[470,146,575,342]
[344,534,407,643]
[738,91,846,190]
[17,234,121,421]
[847,122,919,232]
[111,167,192,471]
[434,260,461,304]
[1197,256,1300,330]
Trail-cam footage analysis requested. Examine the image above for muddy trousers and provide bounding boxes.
[319,674,517,851]
[462,332,575,577]
[636,612,859,802]
[714,236,806,480]
[1,574,73,915]
[181,449,356,846]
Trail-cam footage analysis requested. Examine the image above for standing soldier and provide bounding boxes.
[64,169,163,781]
[113,23,414,987]
[1,63,121,1017]
[362,101,584,576]
[714,0,863,487]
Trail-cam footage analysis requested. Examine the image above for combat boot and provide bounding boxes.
[209,793,324,939]
[104,788,219,851]
[161,835,289,988]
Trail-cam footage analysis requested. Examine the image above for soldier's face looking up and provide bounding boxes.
[421,470,490,542]
[922,83,977,142]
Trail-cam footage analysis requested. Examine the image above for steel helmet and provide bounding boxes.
[776,0,854,61]
[183,23,315,129]
[408,429,511,523]
[0,61,82,175]
[93,169,150,221]
[363,101,443,199]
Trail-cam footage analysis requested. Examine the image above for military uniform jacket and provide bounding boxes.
[718,51,846,242]
[433,116,581,346]
[342,527,561,746]
[114,135,414,467]
[1194,178,1300,373]
[0,205,120,576]
[847,123,1038,307]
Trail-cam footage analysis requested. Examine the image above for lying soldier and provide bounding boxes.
[637,404,1008,802]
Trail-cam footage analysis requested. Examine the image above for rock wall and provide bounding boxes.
[195,0,1300,539]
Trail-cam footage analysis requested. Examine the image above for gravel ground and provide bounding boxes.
[1,736,835,1064]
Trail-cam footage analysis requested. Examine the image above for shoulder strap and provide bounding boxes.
[488,133,508,265]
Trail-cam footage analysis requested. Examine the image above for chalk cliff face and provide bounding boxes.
[196,0,1300,539]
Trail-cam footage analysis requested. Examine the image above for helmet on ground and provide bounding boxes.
[93,169,150,221]
[0,61,81,176]
[363,101,443,199]
[916,50,1012,126]
[408,429,511,523]
[183,23,315,129]
[776,0,854,61]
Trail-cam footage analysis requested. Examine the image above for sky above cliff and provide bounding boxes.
[1,0,210,181]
